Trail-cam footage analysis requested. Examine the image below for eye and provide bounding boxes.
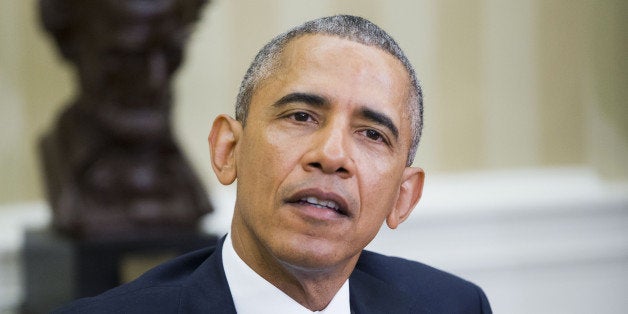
[289,111,314,122]
[362,129,385,143]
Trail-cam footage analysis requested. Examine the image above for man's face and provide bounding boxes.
[231,34,417,270]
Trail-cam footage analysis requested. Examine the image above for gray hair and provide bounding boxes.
[235,15,423,165]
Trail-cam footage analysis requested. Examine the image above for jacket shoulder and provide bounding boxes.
[355,250,492,313]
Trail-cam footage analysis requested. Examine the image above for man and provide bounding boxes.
[55,15,492,313]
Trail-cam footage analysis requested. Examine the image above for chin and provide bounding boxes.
[274,236,355,271]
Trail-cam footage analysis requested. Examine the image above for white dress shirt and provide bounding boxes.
[222,234,351,314]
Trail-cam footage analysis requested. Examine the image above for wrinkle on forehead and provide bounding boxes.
[279,35,407,92]
[278,35,410,129]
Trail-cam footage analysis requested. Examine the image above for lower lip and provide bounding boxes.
[288,202,347,222]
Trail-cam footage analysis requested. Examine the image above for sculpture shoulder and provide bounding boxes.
[355,250,492,313]
[52,246,217,314]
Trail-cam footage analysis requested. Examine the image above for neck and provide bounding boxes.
[229,227,357,311]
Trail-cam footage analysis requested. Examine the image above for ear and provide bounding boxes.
[208,114,242,185]
[386,167,425,229]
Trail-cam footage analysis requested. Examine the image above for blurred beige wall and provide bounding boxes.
[1,0,627,205]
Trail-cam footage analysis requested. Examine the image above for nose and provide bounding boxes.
[302,123,355,179]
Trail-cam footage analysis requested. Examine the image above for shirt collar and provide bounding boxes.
[222,234,351,314]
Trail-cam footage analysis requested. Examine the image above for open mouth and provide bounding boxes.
[298,196,342,212]
[287,191,350,217]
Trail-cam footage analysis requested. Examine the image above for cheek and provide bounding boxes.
[349,178,398,250]
[263,124,305,167]
[356,162,402,221]
[237,125,299,191]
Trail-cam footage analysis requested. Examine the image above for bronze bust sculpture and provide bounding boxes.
[39,0,212,238]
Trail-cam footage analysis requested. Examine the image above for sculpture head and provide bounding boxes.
[40,0,208,137]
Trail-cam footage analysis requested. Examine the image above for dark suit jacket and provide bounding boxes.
[54,237,491,313]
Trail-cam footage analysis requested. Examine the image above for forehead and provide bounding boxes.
[255,34,412,130]
[278,34,408,89]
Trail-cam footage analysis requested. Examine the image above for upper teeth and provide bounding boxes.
[303,196,340,210]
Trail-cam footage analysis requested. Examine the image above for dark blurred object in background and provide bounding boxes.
[38,0,212,238]
[22,1,217,312]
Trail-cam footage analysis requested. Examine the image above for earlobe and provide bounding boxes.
[208,114,242,185]
[386,167,425,229]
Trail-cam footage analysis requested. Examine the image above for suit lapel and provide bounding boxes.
[177,238,416,313]
[179,236,237,313]
[349,268,415,314]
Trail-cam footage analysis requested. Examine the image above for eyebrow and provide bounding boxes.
[360,107,399,140]
[273,92,399,141]
[273,92,328,108]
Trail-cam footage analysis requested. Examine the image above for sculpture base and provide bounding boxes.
[21,228,217,314]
